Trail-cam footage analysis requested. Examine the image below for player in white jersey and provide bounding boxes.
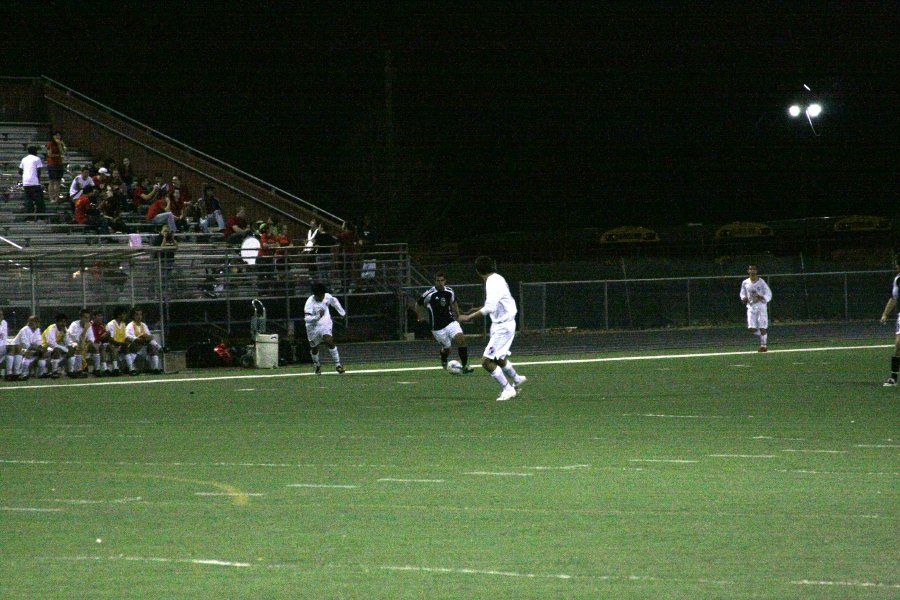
[459,256,527,401]
[0,309,11,378]
[304,282,347,374]
[10,316,44,380]
[42,313,70,378]
[879,258,900,386]
[105,307,130,376]
[65,308,96,378]
[124,308,162,375]
[739,265,773,352]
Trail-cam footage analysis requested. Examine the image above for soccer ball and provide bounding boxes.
[446,360,463,374]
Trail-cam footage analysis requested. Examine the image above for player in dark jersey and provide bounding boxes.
[879,257,900,386]
[417,273,474,372]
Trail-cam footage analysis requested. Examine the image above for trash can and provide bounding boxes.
[254,333,279,368]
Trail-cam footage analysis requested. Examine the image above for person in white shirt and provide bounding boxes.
[459,256,527,401]
[739,265,773,352]
[18,145,45,218]
[42,314,72,378]
[10,316,44,380]
[65,309,96,378]
[124,308,162,375]
[69,166,92,202]
[304,282,346,374]
[879,258,900,386]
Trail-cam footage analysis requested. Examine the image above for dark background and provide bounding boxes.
[7,2,899,240]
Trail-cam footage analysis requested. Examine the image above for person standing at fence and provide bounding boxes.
[458,256,527,401]
[18,145,45,220]
[304,282,346,374]
[417,273,474,373]
[879,258,900,386]
[739,265,773,352]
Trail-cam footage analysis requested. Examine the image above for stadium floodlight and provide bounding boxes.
[806,103,822,118]
[788,105,802,117]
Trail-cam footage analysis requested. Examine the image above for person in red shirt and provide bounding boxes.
[45,132,66,202]
[74,185,110,235]
[146,194,177,231]
[89,310,112,376]
[224,206,250,245]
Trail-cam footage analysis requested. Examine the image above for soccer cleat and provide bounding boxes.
[336,365,346,374]
[461,365,475,374]
[496,387,517,402]
[883,377,897,387]
[314,364,322,375]
[110,369,121,377]
[758,346,767,352]
[50,372,61,379]
[513,376,527,391]
[129,370,140,376]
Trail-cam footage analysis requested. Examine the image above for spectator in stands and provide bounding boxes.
[152,223,179,289]
[146,192,178,232]
[74,185,111,235]
[45,132,67,202]
[93,167,110,189]
[89,158,104,177]
[98,187,129,233]
[18,145,45,220]
[69,166,91,202]
[303,217,321,253]
[181,196,206,233]
[168,189,189,232]
[109,169,129,203]
[132,175,159,211]
[358,213,377,247]
[153,173,169,198]
[120,157,134,188]
[199,185,224,230]
[170,176,191,204]
[224,206,251,245]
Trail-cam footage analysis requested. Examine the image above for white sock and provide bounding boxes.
[126,354,136,370]
[329,347,341,365]
[22,357,34,375]
[13,354,23,374]
[501,362,521,383]
[310,350,320,366]
[36,359,46,377]
[760,334,768,347]
[150,355,160,370]
[5,354,13,373]
[51,358,61,373]
[92,353,101,370]
[100,361,108,372]
[490,366,510,388]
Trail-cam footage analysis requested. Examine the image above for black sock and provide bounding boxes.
[458,346,469,366]
[892,356,899,378]
[440,349,449,366]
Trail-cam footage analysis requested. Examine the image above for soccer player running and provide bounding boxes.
[879,257,900,386]
[304,282,347,374]
[458,256,527,401]
[417,273,474,373]
[739,265,773,352]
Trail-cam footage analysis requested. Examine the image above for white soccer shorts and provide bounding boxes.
[306,324,333,348]
[431,321,463,349]
[895,314,900,335]
[483,320,516,361]
[746,303,769,330]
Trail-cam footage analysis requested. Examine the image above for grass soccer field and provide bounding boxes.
[1,343,898,599]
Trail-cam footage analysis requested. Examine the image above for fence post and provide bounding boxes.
[30,258,37,314]
[686,278,692,326]
[541,283,547,331]
[843,273,849,321]
[81,257,87,306]
[604,281,609,330]
[519,282,526,333]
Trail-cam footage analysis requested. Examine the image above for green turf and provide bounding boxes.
[1,344,898,599]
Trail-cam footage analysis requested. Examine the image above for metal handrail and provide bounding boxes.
[519,270,895,285]
[41,75,343,224]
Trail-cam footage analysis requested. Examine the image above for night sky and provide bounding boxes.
[9,2,900,240]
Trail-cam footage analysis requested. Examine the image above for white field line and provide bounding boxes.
[381,565,572,580]
[751,436,808,441]
[854,444,900,448]
[629,459,698,464]
[0,344,890,392]
[792,579,900,589]
[623,413,726,419]
[708,454,777,459]
[376,478,445,483]
[195,492,265,497]
[0,506,63,512]
[463,471,532,477]
[43,497,143,505]
[777,469,900,476]
[287,484,359,489]
[524,464,590,470]
[781,449,847,454]
[39,555,250,567]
